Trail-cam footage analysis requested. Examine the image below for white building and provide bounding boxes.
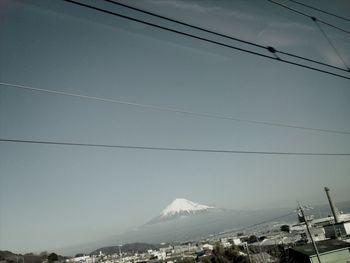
[150,251,166,260]
[202,244,213,251]
[69,255,90,263]
[232,238,242,246]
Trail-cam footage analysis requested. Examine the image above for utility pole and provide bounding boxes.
[298,202,321,263]
[243,242,252,263]
[324,187,339,223]
[255,232,266,263]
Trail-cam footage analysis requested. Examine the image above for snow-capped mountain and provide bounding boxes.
[148,198,215,224]
[161,198,214,217]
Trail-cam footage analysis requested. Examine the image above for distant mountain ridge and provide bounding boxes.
[0,251,66,263]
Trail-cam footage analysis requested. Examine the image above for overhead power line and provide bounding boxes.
[267,0,350,35]
[312,18,350,71]
[286,0,350,22]
[1,138,350,156]
[105,0,348,73]
[2,82,350,136]
[63,0,350,80]
[268,0,350,71]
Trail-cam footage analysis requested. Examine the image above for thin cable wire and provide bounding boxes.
[313,18,350,71]
[105,0,348,73]
[287,0,350,22]
[1,138,350,156]
[63,0,350,81]
[2,82,350,136]
[267,0,350,35]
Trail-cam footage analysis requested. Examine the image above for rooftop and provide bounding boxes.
[323,220,350,227]
[290,239,350,256]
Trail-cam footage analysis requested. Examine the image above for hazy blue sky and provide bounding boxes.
[1,0,350,254]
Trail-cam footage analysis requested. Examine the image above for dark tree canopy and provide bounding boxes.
[280,224,290,232]
[48,253,58,263]
[247,235,258,244]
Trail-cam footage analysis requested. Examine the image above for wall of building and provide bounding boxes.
[310,249,350,263]
[344,222,350,235]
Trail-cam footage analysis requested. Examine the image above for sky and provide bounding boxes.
[1,0,350,254]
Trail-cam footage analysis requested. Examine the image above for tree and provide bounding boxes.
[200,256,211,263]
[48,253,58,263]
[212,243,228,263]
[224,246,248,263]
[224,246,239,260]
[208,244,248,263]
[214,243,225,256]
[180,258,195,263]
[258,236,266,242]
[40,252,48,259]
[247,235,258,244]
[280,224,290,233]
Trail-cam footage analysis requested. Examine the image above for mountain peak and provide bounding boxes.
[161,198,213,217]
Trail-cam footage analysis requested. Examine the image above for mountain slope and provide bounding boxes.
[147,198,216,224]
[161,198,214,216]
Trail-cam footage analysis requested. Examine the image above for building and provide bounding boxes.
[289,239,350,263]
[67,255,91,263]
[324,220,350,239]
[150,251,166,260]
[232,238,242,246]
[202,244,213,251]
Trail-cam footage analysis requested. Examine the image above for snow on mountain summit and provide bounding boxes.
[161,198,214,217]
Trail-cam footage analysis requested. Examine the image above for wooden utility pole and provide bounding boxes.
[298,202,321,263]
[255,233,266,263]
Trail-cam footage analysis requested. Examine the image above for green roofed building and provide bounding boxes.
[289,239,350,263]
